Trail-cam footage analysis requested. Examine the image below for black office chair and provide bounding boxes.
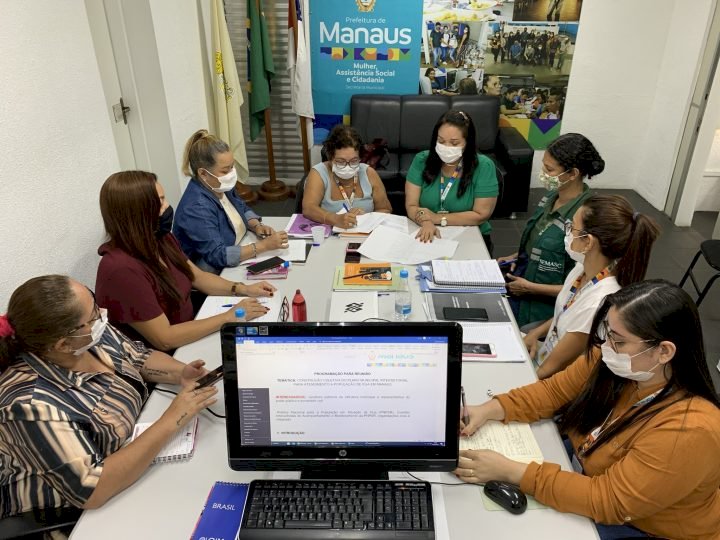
[294,174,308,215]
[0,507,82,540]
[679,239,720,306]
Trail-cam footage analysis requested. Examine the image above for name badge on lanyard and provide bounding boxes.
[336,177,357,209]
[439,163,462,214]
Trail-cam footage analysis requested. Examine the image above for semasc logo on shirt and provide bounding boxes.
[538,258,563,274]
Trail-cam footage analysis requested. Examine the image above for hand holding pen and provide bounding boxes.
[461,386,470,428]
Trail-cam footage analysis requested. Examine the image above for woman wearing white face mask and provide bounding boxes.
[302,125,392,229]
[173,130,289,274]
[0,275,219,517]
[498,133,605,330]
[405,109,498,247]
[456,280,720,540]
[526,194,660,379]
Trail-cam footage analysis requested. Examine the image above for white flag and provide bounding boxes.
[288,0,314,146]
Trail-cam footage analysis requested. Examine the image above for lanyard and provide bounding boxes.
[562,266,612,312]
[335,177,357,209]
[439,163,462,212]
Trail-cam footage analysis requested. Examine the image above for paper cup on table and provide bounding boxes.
[311,226,325,246]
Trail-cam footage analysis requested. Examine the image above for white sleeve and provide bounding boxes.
[563,281,620,334]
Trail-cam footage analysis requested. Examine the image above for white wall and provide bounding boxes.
[697,129,720,211]
[0,0,118,302]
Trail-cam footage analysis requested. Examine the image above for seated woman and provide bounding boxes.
[526,195,660,379]
[456,280,720,539]
[96,171,274,352]
[0,275,218,516]
[498,133,604,330]
[405,109,498,251]
[480,74,501,96]
[302,125,392,230]
[173,129,289,274]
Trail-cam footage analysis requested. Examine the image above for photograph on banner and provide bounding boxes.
[419,66,484,96]
[309,0,424,144]
[512,0,583,22]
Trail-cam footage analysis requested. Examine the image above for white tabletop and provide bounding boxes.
[71,217,597,540]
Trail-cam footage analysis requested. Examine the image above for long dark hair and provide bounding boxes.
[99,171,194,311]
[558,280,720,457]
[546,133,605,179]
[0,275,83,371]
[580,195,661,286]
[422,109,478,197]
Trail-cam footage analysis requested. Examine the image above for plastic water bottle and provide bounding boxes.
[292,289,307,322]
[234,308,246,321]
[394,269,412,320]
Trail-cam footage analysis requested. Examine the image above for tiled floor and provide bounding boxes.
[250,188,720,392]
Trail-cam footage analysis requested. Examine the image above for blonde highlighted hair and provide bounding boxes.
[182,129,230,177]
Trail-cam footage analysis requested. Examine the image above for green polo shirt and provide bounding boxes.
[406,151,499,235]
[515,184,592,327]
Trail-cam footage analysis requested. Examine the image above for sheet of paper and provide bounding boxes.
[378,213,410,233]
[435,226,467,240]
[459,322,526,362]
[459,421,544,463]
[332,211,388,234]
[358,225,458,265]
[241,239,307,265]
[195,295,281,323]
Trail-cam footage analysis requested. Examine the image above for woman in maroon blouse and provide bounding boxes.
[96,171,275,351]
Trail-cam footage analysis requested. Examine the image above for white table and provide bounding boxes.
[71,217,597,540]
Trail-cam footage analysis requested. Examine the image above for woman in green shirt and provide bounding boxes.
[405,109,499,252]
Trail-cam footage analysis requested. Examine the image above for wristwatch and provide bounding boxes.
[440,216,448,227]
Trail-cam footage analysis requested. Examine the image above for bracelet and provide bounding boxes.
[250,242,257,258]
[231,282,241,296]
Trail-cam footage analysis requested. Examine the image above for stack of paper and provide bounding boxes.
[460,421,544,463]
[431,260,505,288]
[332,211,388,236]
[459,322,526,362]
[284,214,331,239]
[417,265,505,294]
[358,225,458,265]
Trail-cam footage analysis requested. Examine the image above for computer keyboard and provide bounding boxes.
[238,479,435,539]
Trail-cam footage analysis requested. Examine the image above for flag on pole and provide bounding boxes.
[247,0,275,141]
[288,0,315,138]
[211,0,249,180]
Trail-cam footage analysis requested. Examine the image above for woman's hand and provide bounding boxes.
[243,281,276,298]
[226,298,269,322]
[459,403,498,436]
[506,274,534,296]
[523,335,538,360]
[160,382,218,430]
[336,212,358,229]
[258,231,289,251]
[253,223,276,238]
[179,359,208,387]
[453,449,527,485]
[415,221,440,243]
[349,207,365,216]
[496,254,517,274]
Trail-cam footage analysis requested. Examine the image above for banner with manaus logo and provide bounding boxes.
[309,0,423,144]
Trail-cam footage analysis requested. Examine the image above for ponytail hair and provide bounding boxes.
[182,129,230,177]
[580,195,661,286]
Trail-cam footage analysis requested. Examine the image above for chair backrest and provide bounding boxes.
[294,174,308,215]
[0,507,82,540]
[351,95,401,151]
[450,95,500,153]
[399,95,452,152]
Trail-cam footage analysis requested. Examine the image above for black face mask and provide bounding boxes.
[157,205,174,236]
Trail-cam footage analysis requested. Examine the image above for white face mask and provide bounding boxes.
[72,308,108,356]
[539,169,570,191]
[435,143,464,164]
[600,343,660,382]
[332,162,360,180]
[204,167,238,192]
[564,230,587,263]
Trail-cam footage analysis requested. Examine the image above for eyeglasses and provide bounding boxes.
[66,302,102,336]
[333,158,360,167]
[563,221,588,237]
[597,319,656,353]
[278,296,290,322]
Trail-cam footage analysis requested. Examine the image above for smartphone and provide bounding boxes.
[247,256,286,275]
[344,252,361,264]
[195,366,224,388]
[462,343,496,358]
[346,242,362,252]
[443,307,489,321]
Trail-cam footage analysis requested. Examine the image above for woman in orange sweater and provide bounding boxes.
[457,280,720,540]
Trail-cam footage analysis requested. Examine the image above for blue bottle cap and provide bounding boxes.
[235,308,246,318]
[399,269,409,278]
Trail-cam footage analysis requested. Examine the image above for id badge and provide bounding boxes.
[537,331,559,365]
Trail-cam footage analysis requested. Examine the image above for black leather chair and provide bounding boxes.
[0,507,82,540]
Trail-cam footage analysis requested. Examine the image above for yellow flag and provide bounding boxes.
[211,0,249,181]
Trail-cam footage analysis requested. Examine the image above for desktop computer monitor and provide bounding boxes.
[221,322,463,480]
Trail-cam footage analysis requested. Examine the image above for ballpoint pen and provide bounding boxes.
[461,385,470,427]
[343,269,382,280]
[342,202,350,213]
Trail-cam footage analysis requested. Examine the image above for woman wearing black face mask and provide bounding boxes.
[95,171,275,352]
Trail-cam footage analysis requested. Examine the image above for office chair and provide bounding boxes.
[679,239,720,306]
[0,507,82,540]
[294,174,307,215]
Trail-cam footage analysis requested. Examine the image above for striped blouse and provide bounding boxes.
[0,325,151,517]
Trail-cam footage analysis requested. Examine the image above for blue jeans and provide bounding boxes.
[433,47,443,66]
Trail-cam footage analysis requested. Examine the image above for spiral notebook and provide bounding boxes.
[430,259,505,288]
[131,417,198,464]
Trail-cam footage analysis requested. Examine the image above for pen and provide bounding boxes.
[343,270,382,280]
[461,386,470,427]
[222,304,233,308]
[342,203,350,213]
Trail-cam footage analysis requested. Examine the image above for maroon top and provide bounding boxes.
[95,234,194,348]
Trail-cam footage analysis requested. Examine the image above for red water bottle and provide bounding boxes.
[292,289,307,322]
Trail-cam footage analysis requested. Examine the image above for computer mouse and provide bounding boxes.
[483,480,527,515]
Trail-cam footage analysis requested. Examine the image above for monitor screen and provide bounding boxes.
[221,322,462,479]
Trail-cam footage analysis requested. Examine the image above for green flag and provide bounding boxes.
[247,0,275,141]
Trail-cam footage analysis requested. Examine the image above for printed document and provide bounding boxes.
[358,225,458,265]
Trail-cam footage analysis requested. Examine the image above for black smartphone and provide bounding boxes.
[247,256,286,275]
[195,366,223,388]
[443,307,489,321]
[462,343,496,357]
[344,252,361,263]
[346,242,362,251]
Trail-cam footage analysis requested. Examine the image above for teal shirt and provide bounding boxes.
[406,151,498,234]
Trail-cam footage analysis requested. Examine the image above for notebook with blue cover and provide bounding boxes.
[190,481,249,540]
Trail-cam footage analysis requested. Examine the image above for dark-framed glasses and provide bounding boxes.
[278,296,290,322]
[597,319,656,353]
[65,289,102,336]
[563,221,588,237]
[333,158,360,167]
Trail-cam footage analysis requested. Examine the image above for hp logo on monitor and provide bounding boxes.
[339,450,347,457]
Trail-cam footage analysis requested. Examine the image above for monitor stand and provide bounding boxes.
[300,465,389,481]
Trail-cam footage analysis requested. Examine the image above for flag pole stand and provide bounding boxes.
[234,182,259,204]
[258,108,290,201]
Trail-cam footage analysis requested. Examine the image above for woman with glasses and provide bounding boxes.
[456,280,720,539]
[302,125,392,230]
[0,275,218,517]
[96,171,274,352]
[497,133,605,330]
[525,194,660,379]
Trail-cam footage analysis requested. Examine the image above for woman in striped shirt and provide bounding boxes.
[0,275,217,517]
